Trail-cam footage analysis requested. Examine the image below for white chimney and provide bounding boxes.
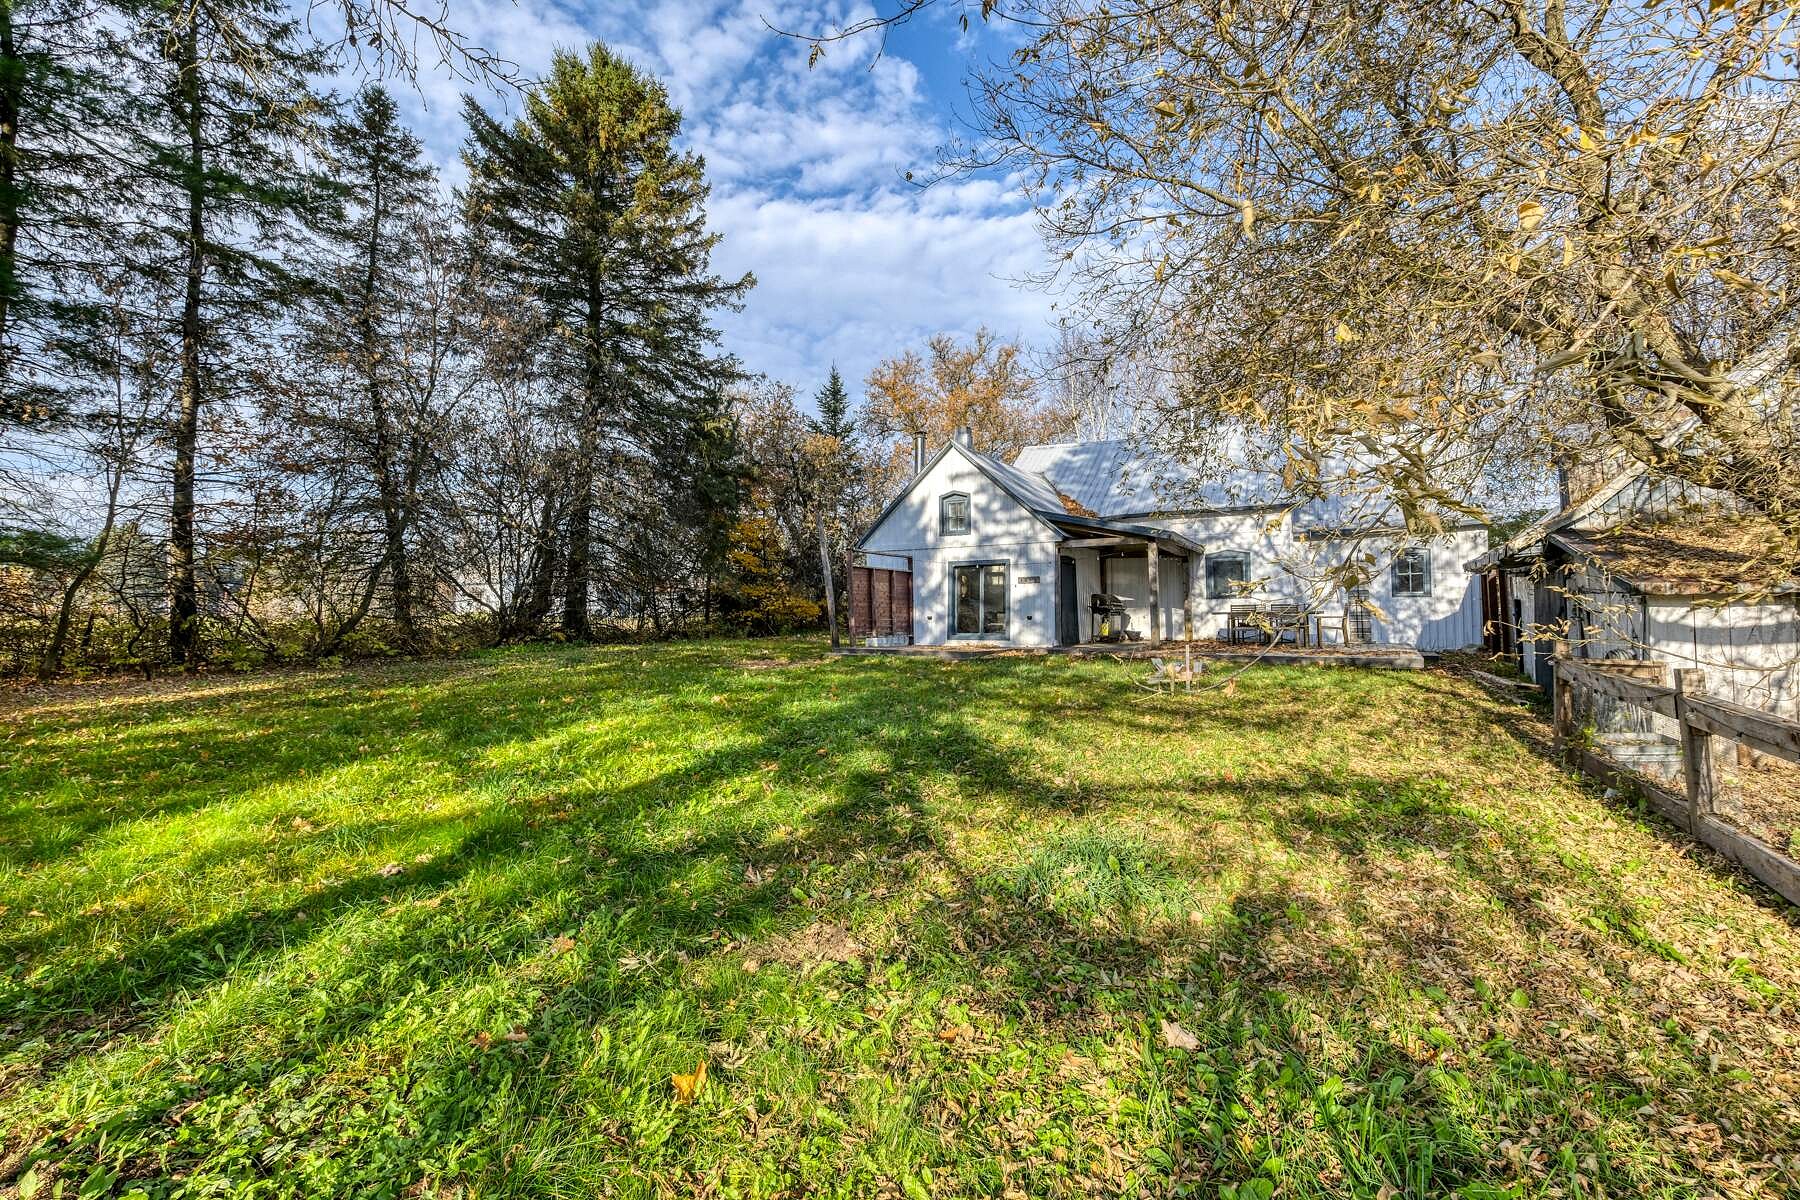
[952,426,973,450]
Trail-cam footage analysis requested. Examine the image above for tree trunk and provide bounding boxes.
[355,162,419,647]
[563,269,605,641]
[516,492,558,635]
[0,0,21,374]
[168,17,204,668]
[43,542,106,678]
[42,449,125,677]
[560,465,592,638]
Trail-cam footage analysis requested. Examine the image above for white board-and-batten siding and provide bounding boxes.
[1645,597,1800,715]
[1154,516,1486,651]
[857,451,1061,646]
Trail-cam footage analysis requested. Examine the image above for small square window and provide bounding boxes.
[1391,548,1430,596]
[940,493,970,535]
[1206,552,1250,598]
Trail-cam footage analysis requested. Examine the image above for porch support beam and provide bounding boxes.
[1147,541,1162,645]
[1184,554,1197,641]
[1061,536,1146,549]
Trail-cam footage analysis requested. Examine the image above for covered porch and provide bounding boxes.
[1053,526,1205,648]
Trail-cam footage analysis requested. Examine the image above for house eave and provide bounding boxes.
[1049,514,1205,556]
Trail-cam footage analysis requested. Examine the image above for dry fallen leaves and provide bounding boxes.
[1160,1019,1201,1051]
[549,935,576,955]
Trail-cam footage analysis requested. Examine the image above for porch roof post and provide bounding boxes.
[1184,552,1197,642]
[1147,539,1162,646]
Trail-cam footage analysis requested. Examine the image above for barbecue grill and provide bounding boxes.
[1089,593,1140,643]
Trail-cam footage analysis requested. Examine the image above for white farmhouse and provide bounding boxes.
[849,429,1487,651]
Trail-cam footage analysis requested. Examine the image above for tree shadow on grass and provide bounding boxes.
[3,651,1798,1198]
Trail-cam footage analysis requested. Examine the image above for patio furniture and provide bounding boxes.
[1266,602,1307,647]
[1314,589,1376,646]
[1226,603,1262,644]
[1142,654,1204,693]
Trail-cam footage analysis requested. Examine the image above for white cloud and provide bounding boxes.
[372,0,1055,404]
[708,187,1056,388]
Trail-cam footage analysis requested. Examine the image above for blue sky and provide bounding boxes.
[377,0,1057,408]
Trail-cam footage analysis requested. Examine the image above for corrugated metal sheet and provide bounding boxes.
[1014,437,1290,516]
[1013,441,1128,514]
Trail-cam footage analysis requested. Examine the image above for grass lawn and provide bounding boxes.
[3,641,1798,1199]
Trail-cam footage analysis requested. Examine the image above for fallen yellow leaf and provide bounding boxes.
[672,1058,707,1104]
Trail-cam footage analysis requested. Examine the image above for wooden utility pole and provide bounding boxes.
[817,510,839,649]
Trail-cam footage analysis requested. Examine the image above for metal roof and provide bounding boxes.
[1014,438,1290,517]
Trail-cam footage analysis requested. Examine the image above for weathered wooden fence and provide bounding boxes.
[847,554,913,647]
[1552,656,1800,906]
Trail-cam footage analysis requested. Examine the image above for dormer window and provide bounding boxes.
[940,492,970,535]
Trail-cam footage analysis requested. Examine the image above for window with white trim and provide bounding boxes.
[1391,547,1431,596]
[940,492,970,535]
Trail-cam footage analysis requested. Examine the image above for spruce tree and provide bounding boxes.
[812,365,853,444]
[128,0,333,665]
[0,0,143,427]
[809,364,861,628]
[462,42,750,640]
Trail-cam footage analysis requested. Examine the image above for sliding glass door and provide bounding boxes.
[952,563,1008,639]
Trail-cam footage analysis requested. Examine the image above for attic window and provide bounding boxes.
[1392,547,1431,596]
[941,492,970,535]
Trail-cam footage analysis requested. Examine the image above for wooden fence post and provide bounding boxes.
[1552,661,1574,747]
[1674,667,1712,834]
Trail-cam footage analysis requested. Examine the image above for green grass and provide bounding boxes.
[2,640,1797,1199]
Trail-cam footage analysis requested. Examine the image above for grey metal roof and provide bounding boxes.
[1012,441,1128,515]
[1015,437,1290,517]
[979,449,1084,517]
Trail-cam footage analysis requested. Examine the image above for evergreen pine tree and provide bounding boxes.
[128,0,333,665]
[0,0,144,427]
[812,364,853,444]
[462,41,750,640]
[808,364,862,629]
